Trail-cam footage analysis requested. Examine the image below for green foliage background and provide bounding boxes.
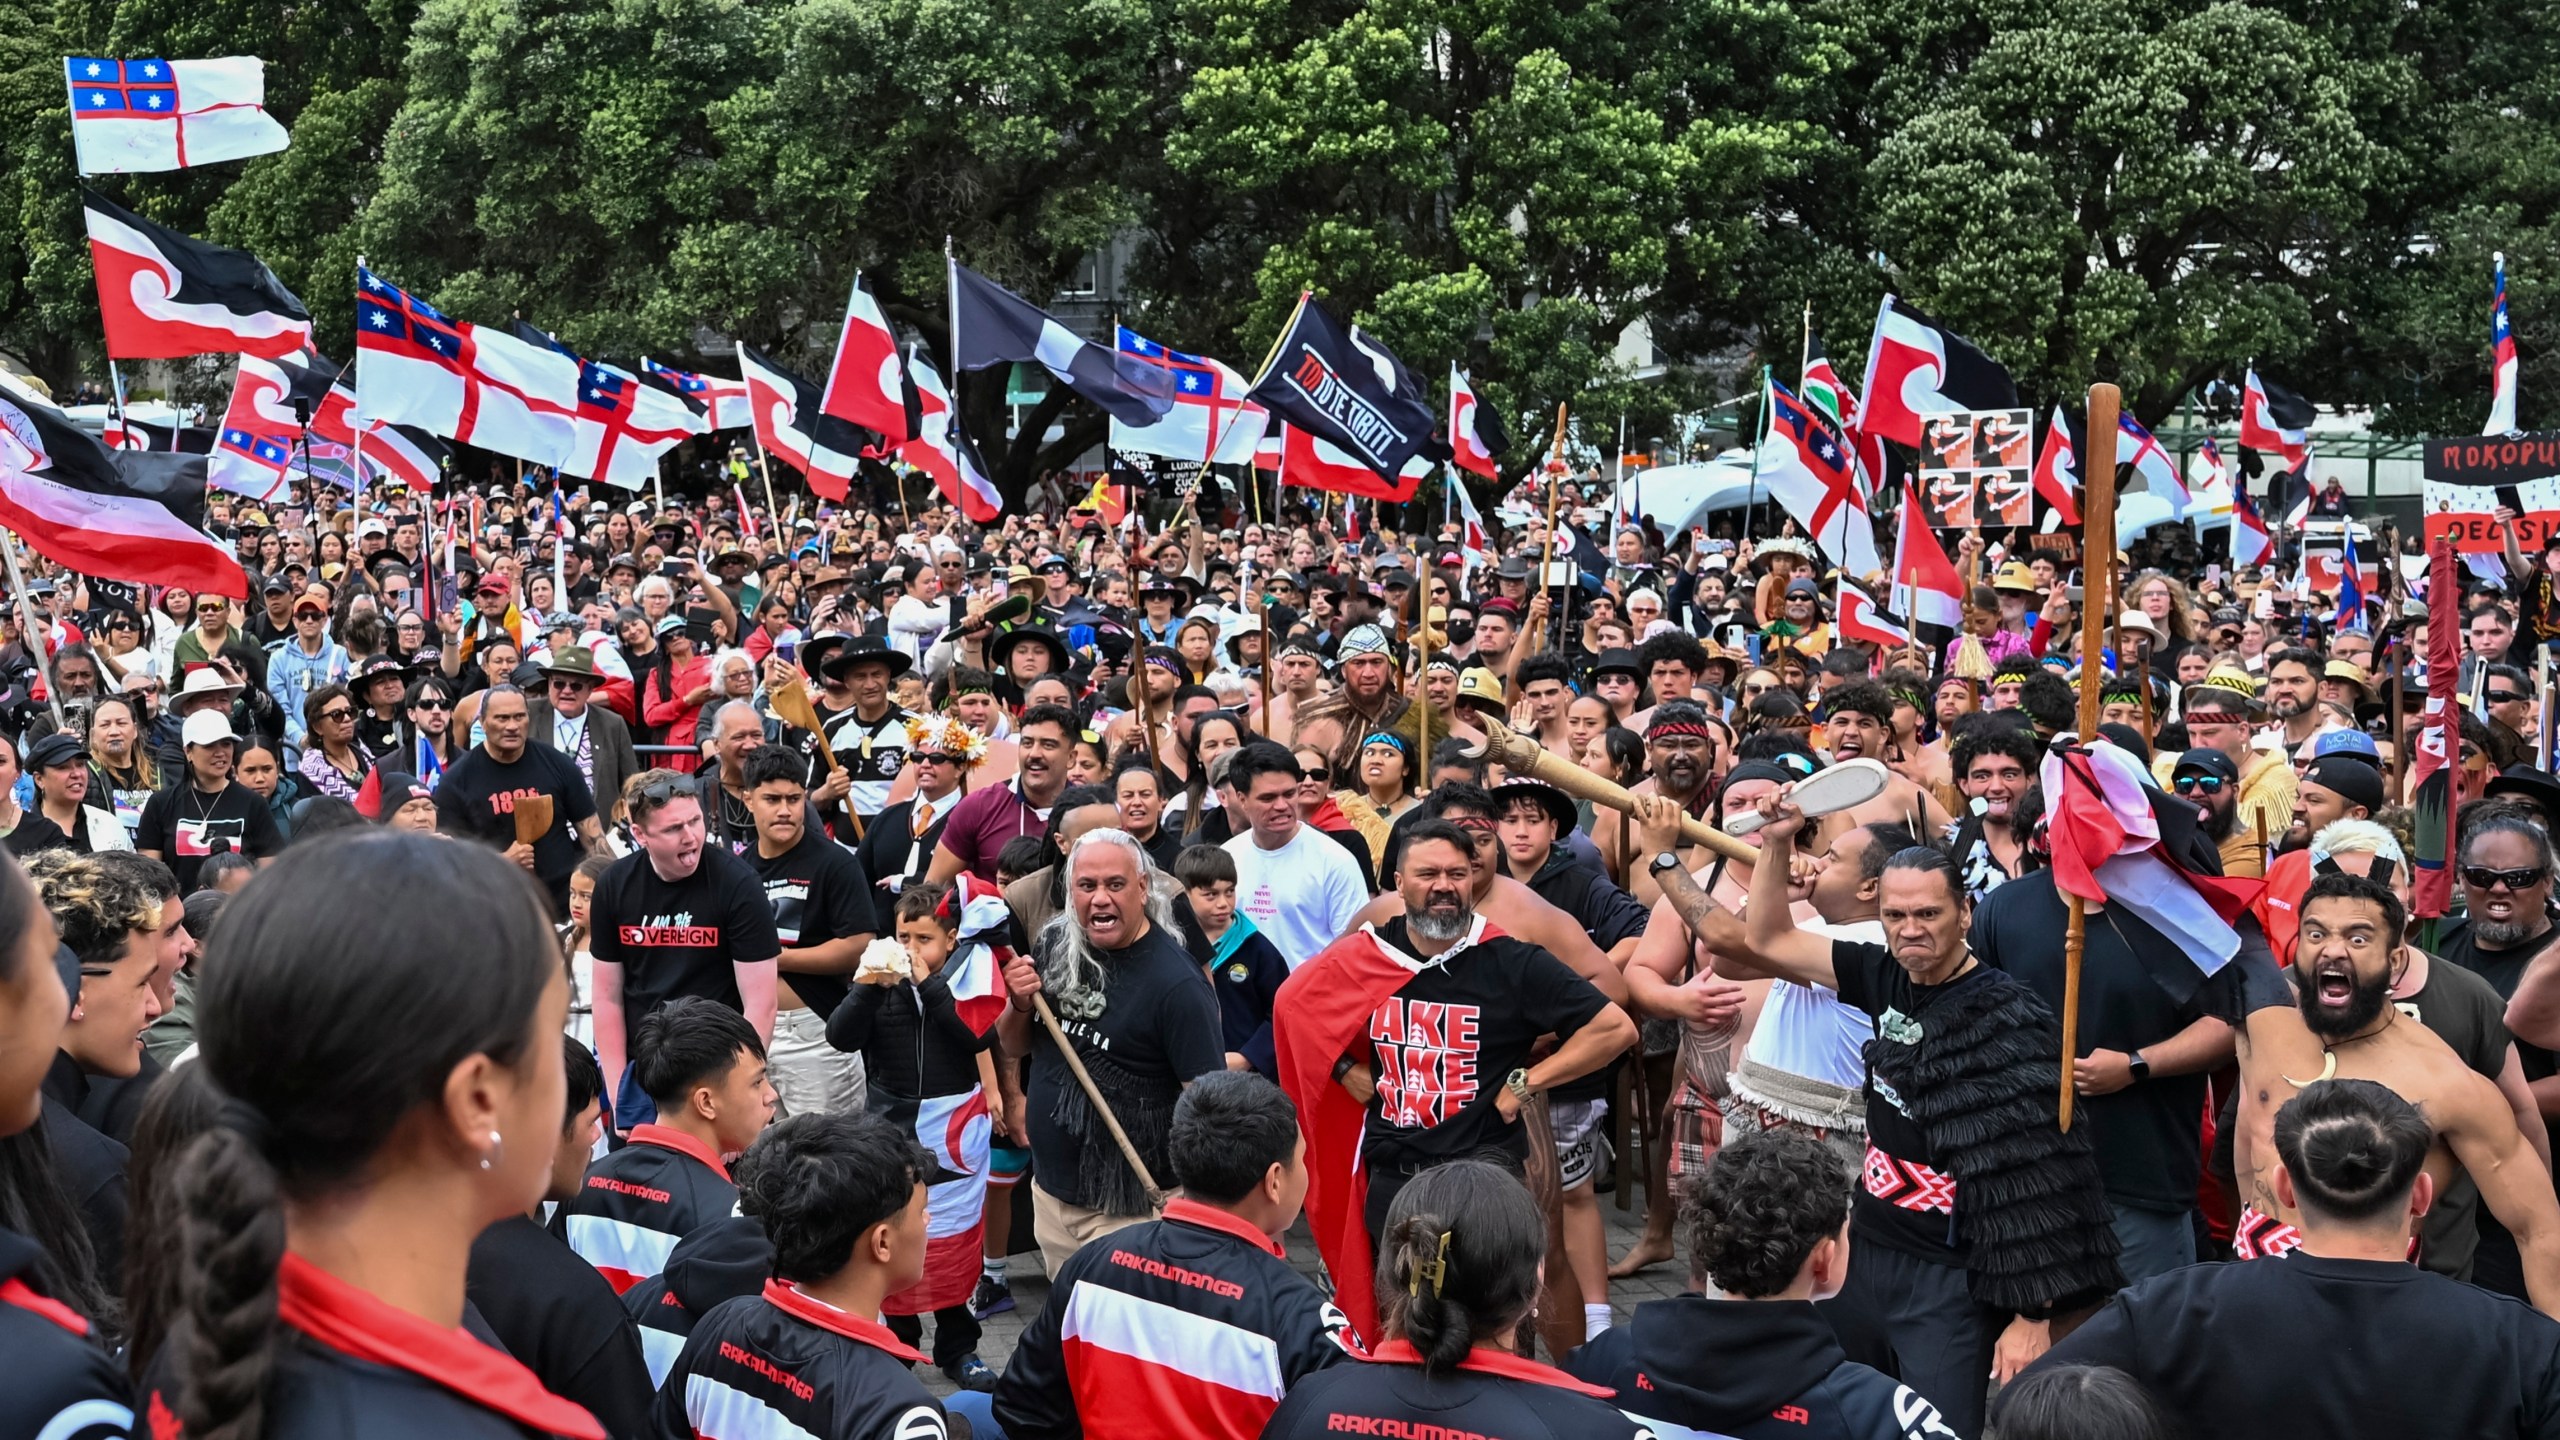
[4,0,2555,501]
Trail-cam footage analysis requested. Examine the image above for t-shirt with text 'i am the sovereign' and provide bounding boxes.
[589,845,782,1031]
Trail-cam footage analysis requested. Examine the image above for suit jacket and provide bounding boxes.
[526,696,641,822]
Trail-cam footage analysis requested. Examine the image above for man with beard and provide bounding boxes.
[928,704,1076,887]
[1305,819,1636,1237]
[2173,747,2265,879]
[2034,1079,2560,1440]
[2261,647,2326,753]
[998,829,1224,1275]
[2455,813,2560,1144]
[1593,702,1717,903]
[1292,625,1410,781]
[1725,791,2123,1438]
[2174,672,2295,867]
[2229,873,2560,1319]
[1942,718,2038,902]
[1816,680,1951,838]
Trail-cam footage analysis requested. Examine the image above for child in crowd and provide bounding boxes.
[1176,843,1289,1078]
[826,881,1005,1391]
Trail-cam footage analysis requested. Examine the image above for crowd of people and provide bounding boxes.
[5,464,2560,1440]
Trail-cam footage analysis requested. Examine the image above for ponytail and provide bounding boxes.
[1372,1159,1544,1374]
[171,1124,284,1440]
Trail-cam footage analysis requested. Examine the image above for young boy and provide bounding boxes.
[652,1111,950,1440]
[1175,843,1290,1078]
[826,883,1004,1391]
[561,996,776,1294]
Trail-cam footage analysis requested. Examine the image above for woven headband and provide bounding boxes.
[1646,717,1715,742]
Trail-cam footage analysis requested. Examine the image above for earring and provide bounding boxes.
[480,1130,503,1171]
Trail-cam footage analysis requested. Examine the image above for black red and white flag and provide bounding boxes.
[1447,364,1506,479]
[820,272,914,446]
[0,374,246,596]
[738,343,862,500]
[898,349,1003,523]
[83,188,311,360]
[1835,577,1912,649]
[2239,367,2313,473]
[1247,294,1450,486]
[1856,295,2018,449]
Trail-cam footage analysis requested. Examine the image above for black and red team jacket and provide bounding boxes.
[142,1251,605,1440]
[560,1123,739,1295]
[1260,1341,1649,1440]
[649,1279,947,1440]
[991,1197,1361,1440]
[0,1226,130,1440]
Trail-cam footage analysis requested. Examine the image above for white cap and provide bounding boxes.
[181,709,239,748]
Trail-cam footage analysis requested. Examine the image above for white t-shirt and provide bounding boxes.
[1740,916,1878,1092]
[1224,823,1368,970]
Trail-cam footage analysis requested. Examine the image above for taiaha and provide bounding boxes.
[1532,403,1568,654]
[2060,382,2121,1133]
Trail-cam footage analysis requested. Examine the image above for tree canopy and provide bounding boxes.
[3,0,2557,502]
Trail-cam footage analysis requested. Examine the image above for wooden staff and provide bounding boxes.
[1531,404,1568,654]
[1033,993,1164,1205]
[2062,384,2121,1132]
[1470,715,1758,865]
[1412,553,1430,783]
[2389,650,2407,803]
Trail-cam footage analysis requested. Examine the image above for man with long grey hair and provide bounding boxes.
[1001,826,1226,1275]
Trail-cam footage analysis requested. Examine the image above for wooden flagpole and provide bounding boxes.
[2061,383,2120,1133]
[1531,404,1568,655]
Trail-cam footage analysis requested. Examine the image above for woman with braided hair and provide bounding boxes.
[137,832,600,1440]
[1260,1159,1645,1440]
[0,849,136,1438]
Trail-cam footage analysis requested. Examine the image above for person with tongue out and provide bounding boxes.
[2231,870,2560,1320]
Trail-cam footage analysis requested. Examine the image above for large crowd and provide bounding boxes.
[5,464,2560,1440]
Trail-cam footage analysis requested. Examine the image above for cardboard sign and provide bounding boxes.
[1916,409,2033,528]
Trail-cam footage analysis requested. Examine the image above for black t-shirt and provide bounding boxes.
[1026,921,1223,1210]
[1361,918,1612,1175]
[1828,938,1994,1265]
[1,813,68,858]
[589,847,782,1030]
[136,778,282,892]
[749,829,873,1022]
[1972,872,2215,1211]
[2439,916,2560,1087]
[432,741,599,908]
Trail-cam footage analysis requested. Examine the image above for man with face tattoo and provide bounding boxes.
[2230,872,2560,1320]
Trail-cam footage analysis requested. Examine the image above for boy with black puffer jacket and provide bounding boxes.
[1568,1128,1962,1440]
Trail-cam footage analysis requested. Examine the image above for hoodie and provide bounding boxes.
[620,1215,772,1387]
[1565,1293,1958,1440]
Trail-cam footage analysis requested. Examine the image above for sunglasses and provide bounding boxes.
[318,707,354,722]
[2172,774,2229,795]
[411,698,451,712]
[2461,864,2550,891]
[913,752,960,765]
[2488,691,2529,705]
[1302,768,1331,784]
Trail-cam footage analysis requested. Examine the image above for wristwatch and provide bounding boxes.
[1648,850,1685,878]
[2126,1050,2151,1084]
[1505,1068,1535,1101]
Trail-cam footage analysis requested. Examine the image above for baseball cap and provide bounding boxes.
[2310,728,2382,764]
[2302,754,2386,812]
[2171,748,2239,785]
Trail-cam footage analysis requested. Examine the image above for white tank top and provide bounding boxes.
[1741,917,1879,1090]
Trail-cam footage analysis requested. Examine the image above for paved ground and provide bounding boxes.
[919,1170,1677,1395]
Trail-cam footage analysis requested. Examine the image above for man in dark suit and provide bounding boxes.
[527,646,641,823]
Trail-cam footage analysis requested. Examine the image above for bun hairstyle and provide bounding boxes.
[2274,1078,2432,1226]
[171,833,558,1440]
[1375,1160,1545,1373]
[734,1112,930,1285]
